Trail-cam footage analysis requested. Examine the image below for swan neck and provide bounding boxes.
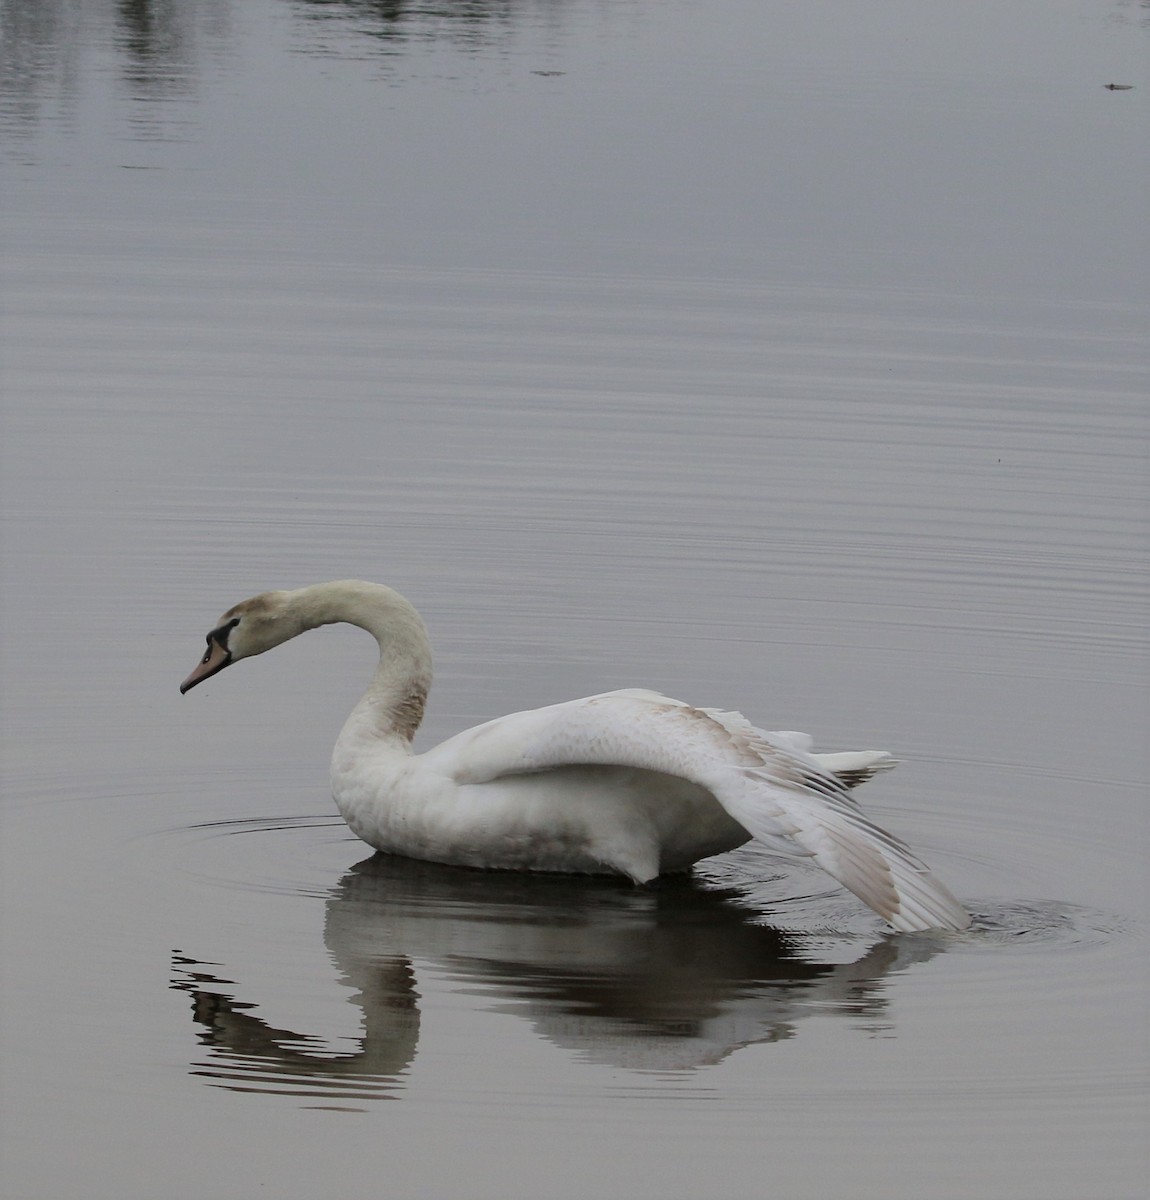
[290,581,432,745]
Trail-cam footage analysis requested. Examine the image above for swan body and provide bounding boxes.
[181,580,970,933]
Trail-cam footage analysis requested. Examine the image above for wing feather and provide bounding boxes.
[422,689,969,932]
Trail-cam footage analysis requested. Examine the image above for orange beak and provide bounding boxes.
[180,637,232,694]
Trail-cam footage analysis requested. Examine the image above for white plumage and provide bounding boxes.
[181,580,970,933]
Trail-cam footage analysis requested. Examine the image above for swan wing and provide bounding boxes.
[423,691,969,933]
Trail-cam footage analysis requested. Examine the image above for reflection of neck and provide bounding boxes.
[339,957,422,1070]
[176,953,420,1091]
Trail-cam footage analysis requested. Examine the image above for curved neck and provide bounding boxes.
[288,581,432,747]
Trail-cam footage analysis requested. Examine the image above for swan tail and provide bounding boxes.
[811,750,898,791]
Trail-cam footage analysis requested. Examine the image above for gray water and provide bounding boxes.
[2,1,1147,1197]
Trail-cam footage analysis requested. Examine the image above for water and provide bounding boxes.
[2,1,1147,1197]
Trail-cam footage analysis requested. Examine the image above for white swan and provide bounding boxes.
[180,580,970,933]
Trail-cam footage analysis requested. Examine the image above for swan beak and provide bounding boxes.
[180,639,231,694]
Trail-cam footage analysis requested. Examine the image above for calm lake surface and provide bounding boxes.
[2,1,1147,1197]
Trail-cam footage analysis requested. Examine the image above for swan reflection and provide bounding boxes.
[172,853,948,1103]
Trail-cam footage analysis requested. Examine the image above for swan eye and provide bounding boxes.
[203,617,241,661]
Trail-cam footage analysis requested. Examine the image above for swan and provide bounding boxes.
[179,580,970,933]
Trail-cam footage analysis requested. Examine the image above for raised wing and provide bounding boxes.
[423,690,970,933]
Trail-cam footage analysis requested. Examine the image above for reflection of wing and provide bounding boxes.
[424,689,969,933]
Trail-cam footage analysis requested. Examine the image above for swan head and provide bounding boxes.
[180,590,298,694]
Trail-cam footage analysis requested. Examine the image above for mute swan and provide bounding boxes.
[180,580,970,933]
